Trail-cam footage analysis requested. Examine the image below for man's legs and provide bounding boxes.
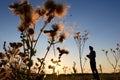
[94,69,100,80]
[90,62,100,80]
[90,63,96,79]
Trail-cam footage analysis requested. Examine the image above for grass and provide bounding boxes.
[44,73,120,80]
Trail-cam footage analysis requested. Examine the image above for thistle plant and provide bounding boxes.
[48,47,69,80]
[0,42,26,80]
[0,0,69,80]
[72,61,77,74]
[74,30,89,80]
[99,64,102,74]
[37,22,68,74]
[99,64,103,80]
[48,47,69,74]
[102,43,120,80]
[74,31,89,73]
[63,66,68,74]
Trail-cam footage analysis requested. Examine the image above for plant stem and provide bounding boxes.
[33,23,48,49]
[37,41,53,74]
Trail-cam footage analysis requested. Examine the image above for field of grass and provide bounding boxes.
[44,73,120,80]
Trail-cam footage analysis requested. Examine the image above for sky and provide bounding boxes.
[0,0,120,74]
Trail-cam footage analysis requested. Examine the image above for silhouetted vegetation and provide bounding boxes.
[0,0,69,80]
[102,43,120,80]
[0,0,120,80]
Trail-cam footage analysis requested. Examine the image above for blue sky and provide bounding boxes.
[0,0,120,73]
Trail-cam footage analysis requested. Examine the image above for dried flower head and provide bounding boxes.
[9,42,17,48]
[52,22,64,31]
[17,42,23,47]
[44,0,55,10]
[117,43,120,47]
[0,52,5,59]
[54,4,68,18]
[27,28,35,36]
[59,33,66,43]
[36,6,46,17]
[44,30,57,40]
[106,51,108,55]
[57,47,69,59]
[9,2,19,10]
[44,0,56,15]
[18,52,26,57]
[31,6,46,25]
[48,65,55,69]
[9,1,32,15]
[31,12,40,25]
[84,30,89,40]
[44,0,69,18]
[51,58,60,64]
[18,24,26,32]
[84,30,89,36]
[9,1,35,31]
[74,32,81,39]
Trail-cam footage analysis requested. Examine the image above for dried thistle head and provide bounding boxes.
[9,1,36,31]
[18,52,27,57]
[44,0,56,12]
[44,0,56,17]
[9,42,17,48]
[51,58,60,64]
[31,6,46,25]
[44,0,69,18]
[52,22,64,31]
[117,43,120,47]
[54,4,69,18]
[84,30,89,36]
[59,33,66,43]
[36,7,47,18]
[17,42,23,47]
[18,24,26,32]
[0,52,5,59]
[102,49,109,55]
[9,1,32,15]
[84,30,89,40]
[105,51,108,55]
[31,11,40,25]
[43,30,57,40]
[57,47,69,59]
[48,65,55,69]
[9,2,19,10]
[27,28,35,36]
[74,32,81,39]
[35,6,46,17]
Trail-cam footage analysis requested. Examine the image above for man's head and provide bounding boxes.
[89,46,93,51]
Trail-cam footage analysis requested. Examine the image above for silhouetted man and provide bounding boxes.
[87,46,100,80]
